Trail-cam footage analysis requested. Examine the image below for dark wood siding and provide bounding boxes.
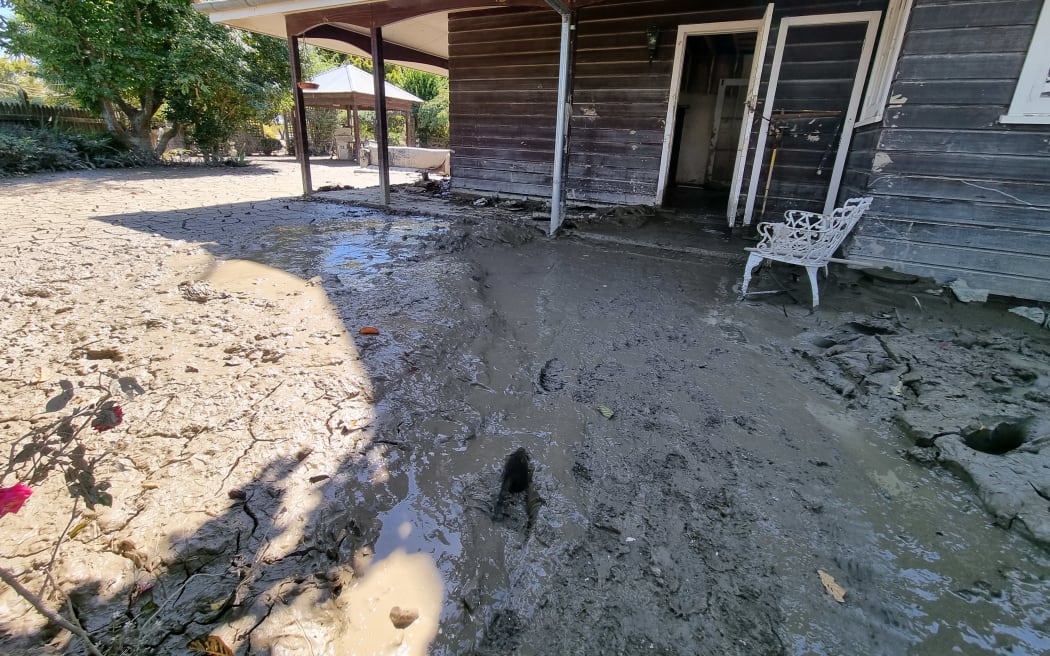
[843,0,1050,301]
[449,8,562,198]
[449,0,886,205]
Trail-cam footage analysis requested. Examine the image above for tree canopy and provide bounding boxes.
[1,0,289,157]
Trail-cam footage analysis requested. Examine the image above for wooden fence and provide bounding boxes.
[0,101,106,131]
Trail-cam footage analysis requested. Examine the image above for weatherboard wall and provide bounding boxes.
[448,0,887,207]
[843,0,1050,301]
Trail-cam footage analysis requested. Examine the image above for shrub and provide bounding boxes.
[0,125,146,175]
[259,137,281,155]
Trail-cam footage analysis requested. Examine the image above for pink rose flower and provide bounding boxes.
[0,483,33,516]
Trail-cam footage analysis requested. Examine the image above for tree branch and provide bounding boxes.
[0,565,104,656]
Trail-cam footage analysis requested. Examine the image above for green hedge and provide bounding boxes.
[0,125,147,175]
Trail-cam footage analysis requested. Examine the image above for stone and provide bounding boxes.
[948,279,989,303]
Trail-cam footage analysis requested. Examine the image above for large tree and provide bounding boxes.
[0,0,288,156]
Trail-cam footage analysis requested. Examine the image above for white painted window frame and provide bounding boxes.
[1001,0,1050,124]
[856,0,913,127]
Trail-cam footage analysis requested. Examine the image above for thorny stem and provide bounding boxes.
[39,496,80,599]
[0,565,104,656]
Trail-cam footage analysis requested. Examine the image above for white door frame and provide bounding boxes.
[742,11,882,225]
[654,4,775,218]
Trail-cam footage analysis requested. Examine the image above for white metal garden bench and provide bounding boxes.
[740,196,873,307]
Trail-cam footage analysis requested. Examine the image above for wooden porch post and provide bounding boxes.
[287,34,312,195]
[371,25,391,205]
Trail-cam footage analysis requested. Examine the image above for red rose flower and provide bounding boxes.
[92,404,124,432]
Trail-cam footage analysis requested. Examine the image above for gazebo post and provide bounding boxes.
[287,34,312,195]
[352,104,361,164]
[370,25,391,205]
[405,109,416,147]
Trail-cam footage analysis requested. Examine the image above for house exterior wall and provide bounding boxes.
[448,0,886,207]
[844,0,1050,301]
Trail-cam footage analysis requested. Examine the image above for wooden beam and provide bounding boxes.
[287,0,549,35]
[372,25,391,205]
[287,34,312,195]
[302,24,448,70]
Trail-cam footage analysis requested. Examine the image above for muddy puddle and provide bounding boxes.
[237,210,1048,655]
[250,207,448,279]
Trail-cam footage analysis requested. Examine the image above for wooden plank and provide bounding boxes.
[569,166,661,184]
[571,102,670,117]
[455,165,551,185]
[451,78,559,92]
[450,36,562,57]
[452,146,554,162]
[452,177,554,197]
[870,151,1050,182]
[454,157,552,175]
[449,8,556,32]
[575,61,674,78]
[454,134,556,149]
[889,80,1017,105]
[454,123,556,139]
[450,104,557,119]
[452,63,561,79]
[877,129,1050,156]
[571,127,665,145]
[448,22,558,46]
[838,251,1050,301]
[570,114,666,130]
[896,53,1027,81]
[855,217,1050,255]
[865,174,1050,206]
[452,50,560,67]
[847,235,1049,279]
[907,0,1041,31]
[454,89,559,104]
[884,104,1008,129]
[863,197,1050,232]
[568,176,656,195]
[901,25,1034,55]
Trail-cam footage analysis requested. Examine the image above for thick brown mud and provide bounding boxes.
[1,165,1047,655]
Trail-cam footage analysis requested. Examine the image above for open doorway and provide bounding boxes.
[656,8,775,224]
[665,33,755,212]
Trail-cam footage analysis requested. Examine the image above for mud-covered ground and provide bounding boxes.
[1,160,1048,655]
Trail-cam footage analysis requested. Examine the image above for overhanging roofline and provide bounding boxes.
[195,0,379,23]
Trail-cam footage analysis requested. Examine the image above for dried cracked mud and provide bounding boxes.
[1,160,1048,655]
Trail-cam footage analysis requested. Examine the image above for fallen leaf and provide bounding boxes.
[817,569,846,603]
[359,326,380,335]
[187,634,233,656]
[389,606,419,629]
[67,519,90,539]
[596,404,615,419]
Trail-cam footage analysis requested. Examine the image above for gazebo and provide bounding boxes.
[301,63,423,161]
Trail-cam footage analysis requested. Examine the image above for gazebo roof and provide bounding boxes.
[302,63,423,111]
